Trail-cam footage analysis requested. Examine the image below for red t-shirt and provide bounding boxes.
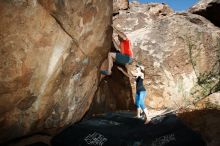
[120,39,133,57]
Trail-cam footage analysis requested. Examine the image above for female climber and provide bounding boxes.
[118,64,150,124]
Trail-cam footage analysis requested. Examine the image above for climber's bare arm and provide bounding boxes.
[131,69,144,79]
[112,25,127,40]
[117,67,135,79]
[112,37,121,51]
[117,67,130,78]
[130,70,139,77]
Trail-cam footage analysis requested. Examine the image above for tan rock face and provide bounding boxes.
[188,0,219,11]
[113,0,129,14]
[188,0,220,27]
[0,0,112,142]
[196,92,220,109]
[113,2,220,109]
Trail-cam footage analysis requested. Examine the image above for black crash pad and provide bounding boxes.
[51,112,206,146]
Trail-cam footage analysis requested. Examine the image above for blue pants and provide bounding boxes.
[135,91,147,110]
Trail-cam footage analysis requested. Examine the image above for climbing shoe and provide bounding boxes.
[100,70,110,75]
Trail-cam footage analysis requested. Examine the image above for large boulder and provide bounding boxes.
[113,0,129,14]
[188,0,220,27]
[113,2,220,109]
[0,0,112,142]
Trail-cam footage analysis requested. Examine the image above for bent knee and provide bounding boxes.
[109,52,116,59]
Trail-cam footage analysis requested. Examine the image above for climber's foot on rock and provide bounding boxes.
[100,70,111,75]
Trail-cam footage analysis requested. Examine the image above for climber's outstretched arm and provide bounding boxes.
[130,70,139,77]
[112,37,121,51]
[117,67,135,79]
[112,25,127,40]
